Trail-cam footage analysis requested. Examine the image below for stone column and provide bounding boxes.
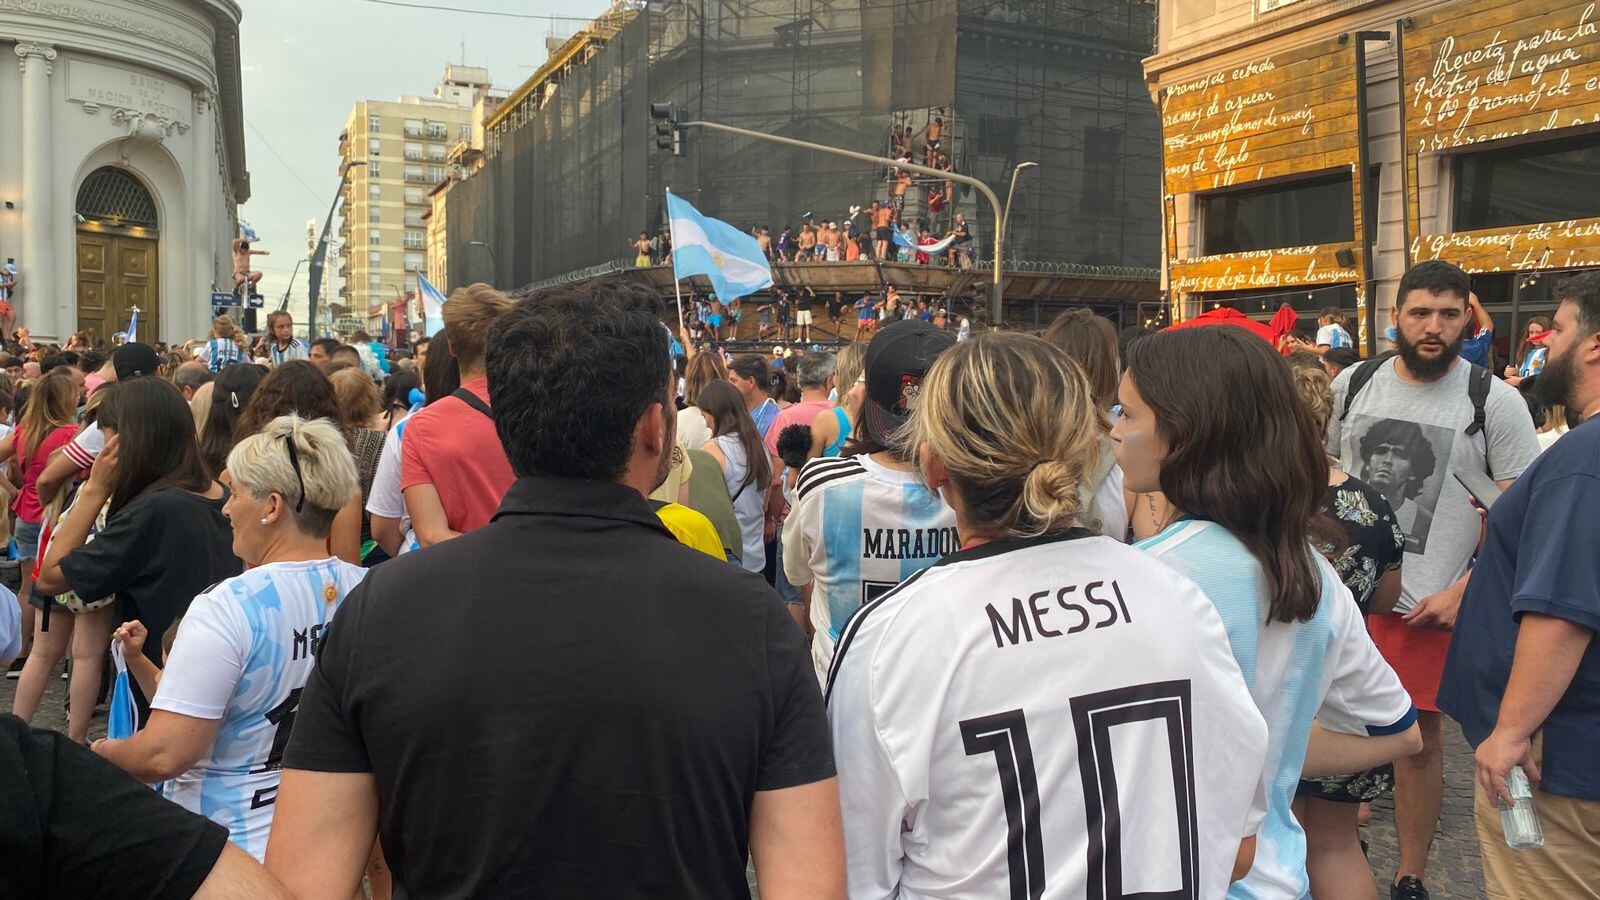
[192,89,216,336]
[15,43,58,340]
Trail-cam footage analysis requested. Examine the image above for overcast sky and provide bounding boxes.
[237,0,606,326]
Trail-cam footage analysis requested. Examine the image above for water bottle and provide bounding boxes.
[1499,765,1544,850]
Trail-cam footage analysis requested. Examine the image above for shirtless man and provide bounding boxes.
[870,200,892,260]
[757,226,773,260]
[231,239,268,297]
[796,224,817,262]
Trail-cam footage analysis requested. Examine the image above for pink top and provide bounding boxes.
[12,425,76,523]
[763,399,833,466]
[400,377,515,535]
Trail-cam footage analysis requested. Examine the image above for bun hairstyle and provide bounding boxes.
[905,332,1102,539]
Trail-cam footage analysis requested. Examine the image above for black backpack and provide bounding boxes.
[1339,350,1493,471]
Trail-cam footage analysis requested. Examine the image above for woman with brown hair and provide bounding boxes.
[697,379,771,572]
[1504,314,1553,387]
[0,371,77,668]
[1115,325,1422,898]
[678,348,727,451]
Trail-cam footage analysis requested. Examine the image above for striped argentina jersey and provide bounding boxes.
[826,531,1269,899]
[1139,519,1416,899]
[151,558,368,860]
[783,453,958,686]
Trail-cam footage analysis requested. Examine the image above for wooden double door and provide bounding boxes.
[76,230,158,343]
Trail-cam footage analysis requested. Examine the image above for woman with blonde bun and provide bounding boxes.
[827,331,1270,900]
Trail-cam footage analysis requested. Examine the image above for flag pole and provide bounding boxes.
[665,188,686,341]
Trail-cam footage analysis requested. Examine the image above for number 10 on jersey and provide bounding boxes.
[960,680,1200,900]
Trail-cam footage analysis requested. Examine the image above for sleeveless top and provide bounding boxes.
[823,407,850,457]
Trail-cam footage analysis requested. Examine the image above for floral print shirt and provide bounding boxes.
[1318,475,1406,614]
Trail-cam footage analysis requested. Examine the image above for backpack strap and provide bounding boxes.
[1339,350,1398,422]
[1464,363,1490,437]
[1466,362,1493,475]
[451,387,494,421]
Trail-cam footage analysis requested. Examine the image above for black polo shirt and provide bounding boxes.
[284,476,834,898]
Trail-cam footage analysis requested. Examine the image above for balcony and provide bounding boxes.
[424,126,449,140]
[404,216,424,228]
[403,126,423,138]
[404,171,431,183]
[404,150,425,161]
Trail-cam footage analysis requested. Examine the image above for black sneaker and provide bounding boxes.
[1391,876,1429,900]
[5,656,23,679]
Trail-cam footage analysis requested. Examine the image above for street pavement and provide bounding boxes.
[5,664,1487,898]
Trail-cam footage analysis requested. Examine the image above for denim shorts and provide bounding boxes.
[14,518,41,561]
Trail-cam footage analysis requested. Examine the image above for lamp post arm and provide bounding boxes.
[678,119,1007,326]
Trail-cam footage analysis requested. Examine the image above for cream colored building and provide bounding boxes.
[335,66,493,330]
[1145,0,1599,350]
[0,0,249,343]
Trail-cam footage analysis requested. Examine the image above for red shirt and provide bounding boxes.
[12,425,75,523]
[400,377,515,534]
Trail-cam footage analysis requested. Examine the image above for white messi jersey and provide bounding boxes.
[784,454,958,686]
[827,531,1269,900]
[152,557,368,860]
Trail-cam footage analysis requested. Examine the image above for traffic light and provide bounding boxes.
[650,102,682,156]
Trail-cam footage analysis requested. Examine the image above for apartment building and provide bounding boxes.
[336,65,493,328]
[1145,0,1600,354]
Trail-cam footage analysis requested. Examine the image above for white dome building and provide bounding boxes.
[0,0,249,344]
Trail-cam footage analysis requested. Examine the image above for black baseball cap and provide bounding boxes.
[861,319,955,449]
[112,342,160,379]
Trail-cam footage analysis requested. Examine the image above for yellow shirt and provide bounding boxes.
[654,502,726,561]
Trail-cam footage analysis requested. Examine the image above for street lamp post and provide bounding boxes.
[276,257,308,313]
[468,240,497,285]
[307,159,366,340]
[1001,161,1038,266]
[673,118,1014,328]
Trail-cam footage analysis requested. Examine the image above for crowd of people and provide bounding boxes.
[2,256,1597,900]
[686,283,974,345]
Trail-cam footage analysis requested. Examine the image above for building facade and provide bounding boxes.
[1146,0,1600,352]
[445,0,1161,292]
[0,0,249,343]
[335,65,494,329]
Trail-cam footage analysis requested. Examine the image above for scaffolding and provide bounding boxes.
[445,0,1158,290]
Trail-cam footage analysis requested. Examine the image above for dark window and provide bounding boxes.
[1081,127,1124,214]
[1453,132,1600,231]
[1200,173,1354,255]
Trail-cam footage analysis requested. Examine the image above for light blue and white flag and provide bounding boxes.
[667,190,773,302]
[894,228,957,256]
[418,272,448,337]
[126,308,139,344]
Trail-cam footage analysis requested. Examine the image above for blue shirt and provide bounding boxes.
[1460,326,1494,368]
[1440,415,1600,801]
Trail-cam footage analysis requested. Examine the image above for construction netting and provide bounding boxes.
[445,0,1158,290]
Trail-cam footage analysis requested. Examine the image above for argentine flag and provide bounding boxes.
[418,273,448,337]
[126,308,139,344]
[894,228,956,256]
[667,190,772,301]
